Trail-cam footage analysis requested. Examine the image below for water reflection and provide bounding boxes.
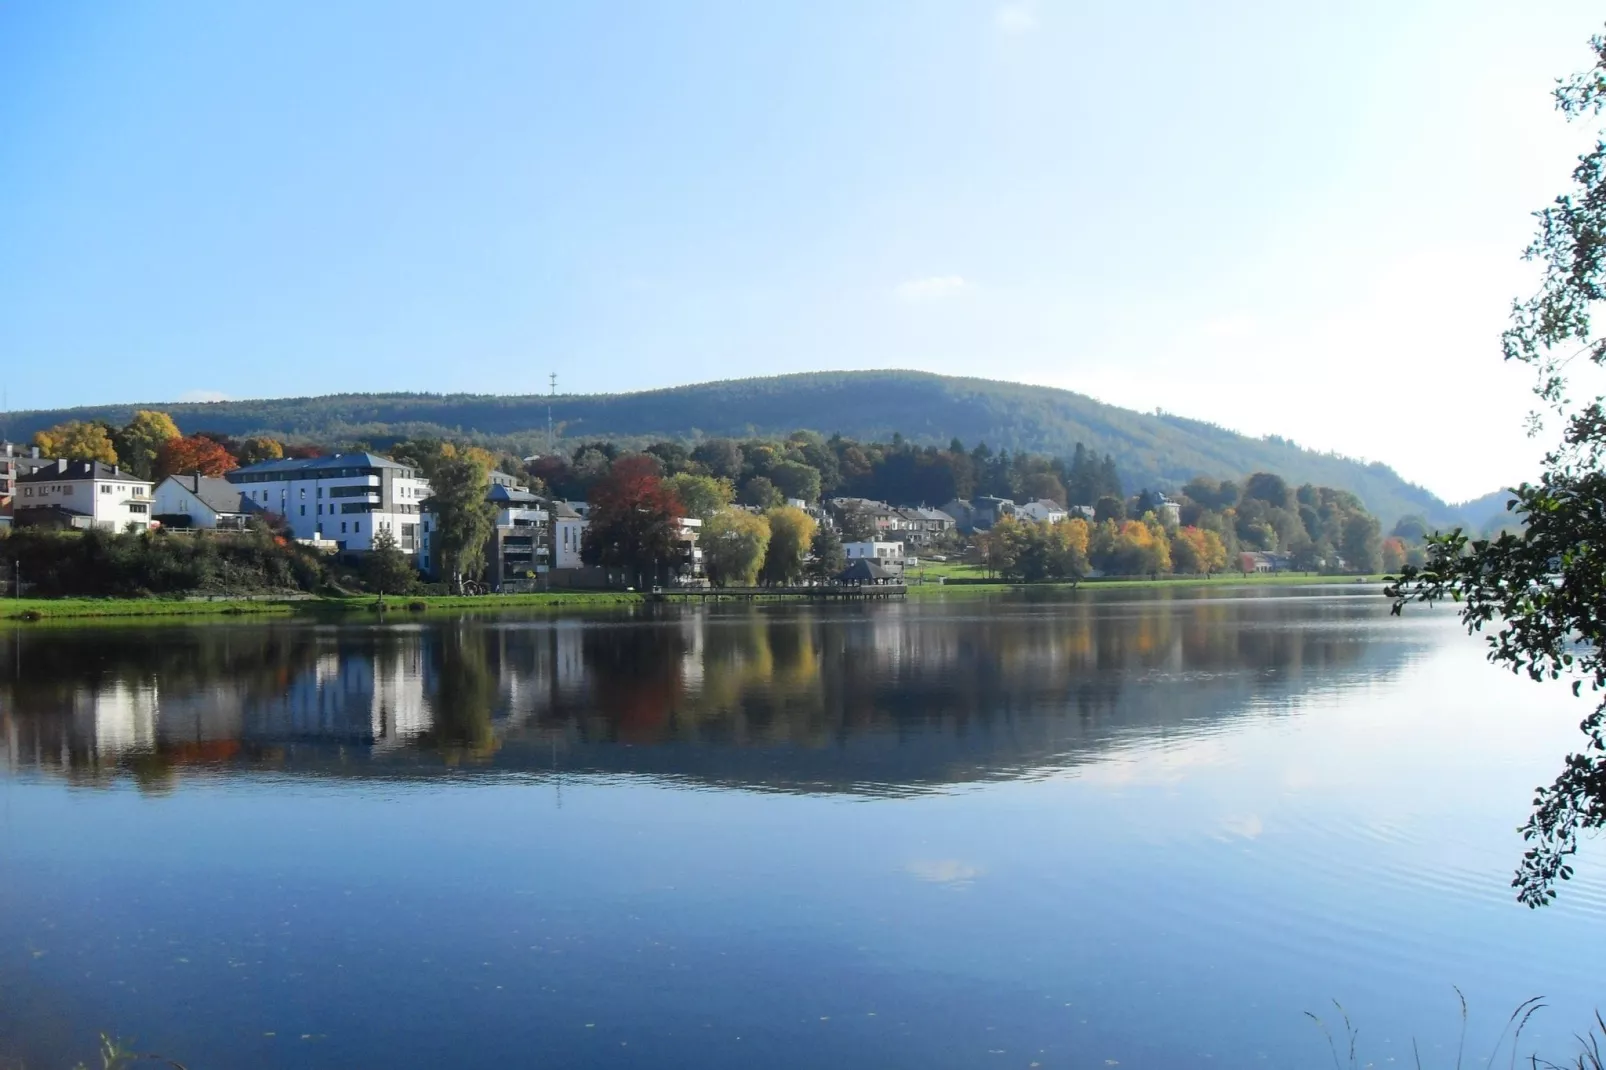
[0,591,1421,794]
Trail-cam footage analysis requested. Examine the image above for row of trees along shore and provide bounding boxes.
[18,412,1411,588]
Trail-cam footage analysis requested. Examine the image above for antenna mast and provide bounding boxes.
[547,373,556,455]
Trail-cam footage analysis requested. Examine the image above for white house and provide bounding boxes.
[843,540,905,565]
[1018,499,1069,524]
[153,473,267,529]
[227,452,433,566]
[13,460,155,531]
[550,500,588,569]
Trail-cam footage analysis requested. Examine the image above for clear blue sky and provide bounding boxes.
[1,1,1600,500]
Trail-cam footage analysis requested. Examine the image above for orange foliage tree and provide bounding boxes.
[156,435,240,480]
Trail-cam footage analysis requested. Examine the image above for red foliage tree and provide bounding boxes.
[156,435,240,480]
[581,455,686,588]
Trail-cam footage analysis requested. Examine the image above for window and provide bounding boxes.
[101,485,111,494]
[341,521,348,533]
[128,503,147,514]
[317,487,324,498]
[23,487,31,497]
[300,505,306,516]
[352,521,360,533]
[63,485,72,495]
[299,488,306,499]
[317,504,323,515]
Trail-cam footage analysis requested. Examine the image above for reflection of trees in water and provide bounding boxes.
[0,596,1418,793]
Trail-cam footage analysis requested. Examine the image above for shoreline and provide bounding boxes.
[0,574,1385,622]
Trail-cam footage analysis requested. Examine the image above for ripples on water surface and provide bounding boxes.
[0,587,1601,1068]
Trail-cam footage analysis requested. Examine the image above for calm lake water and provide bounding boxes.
[0,588,1602,1068]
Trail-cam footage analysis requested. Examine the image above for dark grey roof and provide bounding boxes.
[16,459,146,484]
[229,452,416,480]
[162,473,265,516]
[487,483,539,504]
[838,558,899,582]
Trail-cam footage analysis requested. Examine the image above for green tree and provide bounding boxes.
[429,454,496,593]
[806,526,845,582]
[114,410,181,479]
[768,460,822,503]
[760,505,817,585]
[365,527,417,600]
[691,439,744,480]
[665,472,734,522]
[738,475,783,509]
[703,508,770,587]
[1389,30,1606,907]
[1339,512,1382,573]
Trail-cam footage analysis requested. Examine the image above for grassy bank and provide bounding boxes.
[0,591,646,622]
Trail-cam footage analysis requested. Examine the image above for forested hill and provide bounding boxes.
[5,370,1462,526]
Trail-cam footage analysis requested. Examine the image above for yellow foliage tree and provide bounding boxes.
[114,410,181,478]
[760,505,818,585]
[33,421,118,465]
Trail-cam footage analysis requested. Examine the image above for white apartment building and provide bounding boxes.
[13,460,156,530]
[226,452,432,564]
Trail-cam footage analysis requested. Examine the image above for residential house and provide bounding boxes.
[152,473,268,529]
[939,496,1016,534]
[894,506,957,546]
[1157,495,1183,528]
[1018,499,1069,524]
[13,460,156,531]
[227,452,432,566]
[550,501,588,570]
[843,540,905,576]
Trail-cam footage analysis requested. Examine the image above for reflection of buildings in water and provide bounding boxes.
[72,682,158,758]
[0,596,1422,794]
[250,645,429,748]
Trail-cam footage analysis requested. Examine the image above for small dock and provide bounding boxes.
[649,584,906,603]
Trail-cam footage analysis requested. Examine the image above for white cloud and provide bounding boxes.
[894,275,970,302]
[903,859,982,885]
[994,4,1036,33]
[178,389,231,403]
[1196,314,1258,340]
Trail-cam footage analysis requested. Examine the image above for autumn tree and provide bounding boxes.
[237,437,285,466]
[429,454,497,593]
[760,505,817,585]
[702,508,770,587]
[155,435,239,480]
[33,421,118,465]
[113,411,181,478]
[581,455,686,588]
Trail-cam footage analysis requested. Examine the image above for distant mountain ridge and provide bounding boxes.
[4,370,1472,526]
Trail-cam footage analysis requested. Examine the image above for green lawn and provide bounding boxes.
[0,591,645,622]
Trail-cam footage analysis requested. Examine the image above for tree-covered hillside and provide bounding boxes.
[4,371,1465,525]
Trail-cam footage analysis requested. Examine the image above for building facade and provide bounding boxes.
[152,473,267,529]
[13,460,156,531]
[226,453,432,563]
